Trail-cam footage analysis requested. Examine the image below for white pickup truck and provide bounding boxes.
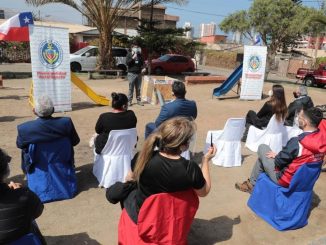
[70,46,128,72]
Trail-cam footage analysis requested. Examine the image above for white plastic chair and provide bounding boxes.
[181,133,197,160]
[93,128,137,188]
[245,115,286,153]
[204,118,246,167]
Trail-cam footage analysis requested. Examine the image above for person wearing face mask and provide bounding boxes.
[235,107,325,193]
[285,85,314,126]
[126,43,144,107]
[241,84,287,142]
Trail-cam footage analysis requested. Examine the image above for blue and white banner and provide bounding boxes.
[240,45,267,100]
[29,25,71,112]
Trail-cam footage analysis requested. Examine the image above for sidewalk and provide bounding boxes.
[198,64,299,84]
[0,63,32,78]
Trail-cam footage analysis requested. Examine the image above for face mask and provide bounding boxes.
[132,47,141,54]
[268,90,273,97]
[293,92,299,99]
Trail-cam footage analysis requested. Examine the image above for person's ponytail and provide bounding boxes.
[133,132,161,181]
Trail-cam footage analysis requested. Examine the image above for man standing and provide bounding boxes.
[126,44,144,107]
[145,81,197,138]
[235,107,325,193]
[285,85,314,126]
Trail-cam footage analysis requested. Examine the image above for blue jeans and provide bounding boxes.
[127,72,141,102]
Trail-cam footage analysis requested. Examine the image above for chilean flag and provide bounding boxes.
[0,12,34,42]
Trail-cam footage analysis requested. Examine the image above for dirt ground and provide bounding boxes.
[0,74,325,245]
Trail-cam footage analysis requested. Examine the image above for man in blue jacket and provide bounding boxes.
[16,95,80,172]
[145,81,197,138]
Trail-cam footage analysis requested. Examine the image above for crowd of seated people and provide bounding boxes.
[236,107,324,193]
[1,80,325,242]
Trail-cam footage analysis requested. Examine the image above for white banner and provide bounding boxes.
[240,45,267,100]
[29,25,71,112]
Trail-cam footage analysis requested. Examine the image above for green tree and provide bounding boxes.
[220,0,317,70]
[219,10,255,43]
[138,0,188,74]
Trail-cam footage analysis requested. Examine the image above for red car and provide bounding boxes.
[150,54,195,75]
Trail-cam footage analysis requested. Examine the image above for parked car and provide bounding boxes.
[149,54,195,75]
[296,63,326,87]
[70,46,128,72]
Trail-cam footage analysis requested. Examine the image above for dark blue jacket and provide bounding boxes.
[155,98,197,127]
[17,117,80,149]
[16,117,80,172]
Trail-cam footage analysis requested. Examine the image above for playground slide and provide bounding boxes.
[213,63,243,97]
[71,73,110,106]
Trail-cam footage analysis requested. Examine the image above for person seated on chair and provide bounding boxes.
[16,95,80,173]
[236,107,324,193]
[112,117,216,223]
[242,84,287,142]
[94,92,137,154]
[144,81,197,138]
[0,148,45,244]
[285,85,314,126]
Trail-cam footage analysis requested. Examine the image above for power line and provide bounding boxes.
[167,6,226,18]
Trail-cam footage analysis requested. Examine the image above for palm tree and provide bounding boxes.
[311,14,326,25]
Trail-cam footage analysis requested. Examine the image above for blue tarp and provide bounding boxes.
[248,162,322,231]
[27,137,77,203]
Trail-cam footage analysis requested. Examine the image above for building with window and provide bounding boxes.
[200,22,216,37]
[84,5,179,37]
[184,22,194,39]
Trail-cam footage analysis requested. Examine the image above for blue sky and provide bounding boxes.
[1,0,322,36]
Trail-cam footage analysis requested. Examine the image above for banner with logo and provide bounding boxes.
[240,45,267,100]
[29,25,71,112]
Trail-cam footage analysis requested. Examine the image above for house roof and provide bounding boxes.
[0,19,96,34]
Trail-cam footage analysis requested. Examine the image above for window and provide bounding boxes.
[158,55,172,62]
[112,48,127,57]
[173,56,188,63]
[82,48,98,57]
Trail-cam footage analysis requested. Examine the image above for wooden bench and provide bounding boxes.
[185,75,227,85]
[85,69,124,79]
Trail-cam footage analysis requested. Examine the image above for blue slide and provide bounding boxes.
[213,63,243,97]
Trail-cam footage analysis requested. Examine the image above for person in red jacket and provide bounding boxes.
[236,107,325,193]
